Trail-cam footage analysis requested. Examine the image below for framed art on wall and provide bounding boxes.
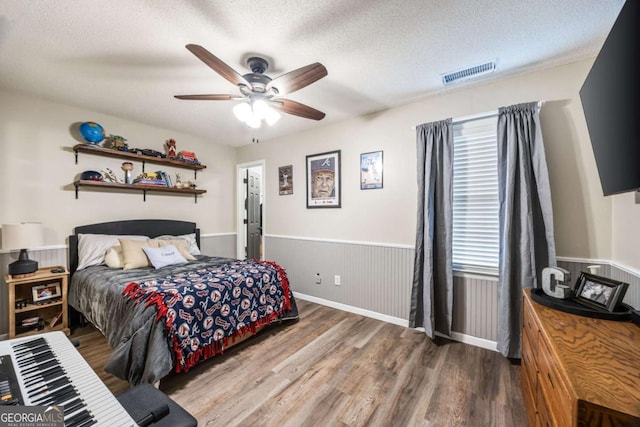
[360,151,383,189]
[306,150,341,208]
[279,165,293,195]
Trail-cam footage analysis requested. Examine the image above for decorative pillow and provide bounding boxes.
[77,234,147,270]
[156,233,201,255]
[142,245,188,269]
[119,238,160,270]
[157,239,196,261]
[104,245,124,269]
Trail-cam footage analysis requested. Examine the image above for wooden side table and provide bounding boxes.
[5,267,69,338]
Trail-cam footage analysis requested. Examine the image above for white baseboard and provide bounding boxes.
[293,292,498,352]
[293,292,407,327]
[446,331,497,352]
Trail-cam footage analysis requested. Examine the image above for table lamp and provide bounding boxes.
[2,223,44,277]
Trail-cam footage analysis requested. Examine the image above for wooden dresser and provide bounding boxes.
[522,289,640,426]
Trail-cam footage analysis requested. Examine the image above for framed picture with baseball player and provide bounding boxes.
[279,165,293,195]
[360,150,383,190]
[306,150,341,208]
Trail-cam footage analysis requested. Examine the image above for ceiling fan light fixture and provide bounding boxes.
[252,98,269,120]
[265,108,281,126]
[233,102,252,122]
[246,115,262,129]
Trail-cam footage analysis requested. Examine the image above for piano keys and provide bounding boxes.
[0,331,136,426]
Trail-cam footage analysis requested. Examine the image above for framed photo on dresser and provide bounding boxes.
[574,272,628,312]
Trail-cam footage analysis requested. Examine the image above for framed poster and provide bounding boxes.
[360,151,383,189]
[279,165,293,195]
[306,150,341,208]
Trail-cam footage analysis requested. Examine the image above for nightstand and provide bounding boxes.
[4,267,69,338]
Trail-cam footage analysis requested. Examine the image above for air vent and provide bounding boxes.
[441,60,496,85]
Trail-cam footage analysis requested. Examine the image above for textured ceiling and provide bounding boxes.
[0,0,625,147]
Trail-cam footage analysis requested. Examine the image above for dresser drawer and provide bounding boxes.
[535,382,554,427]
[536,332,572,427]
[523,297,540,338]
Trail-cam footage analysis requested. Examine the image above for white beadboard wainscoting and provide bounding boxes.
[0,233,237,338]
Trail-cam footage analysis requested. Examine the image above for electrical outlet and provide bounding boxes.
[315,273,321,284]
[334,275,341,286]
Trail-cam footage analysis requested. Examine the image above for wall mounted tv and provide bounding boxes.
[579,0,638,196]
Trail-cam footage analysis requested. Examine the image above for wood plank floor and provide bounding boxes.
[72,300,527,426]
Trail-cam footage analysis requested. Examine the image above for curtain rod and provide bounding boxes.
[411,100,545,130]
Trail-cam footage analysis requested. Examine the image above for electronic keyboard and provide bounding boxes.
[0,331,137,426]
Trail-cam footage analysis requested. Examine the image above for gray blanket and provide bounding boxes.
[68,256,237,384]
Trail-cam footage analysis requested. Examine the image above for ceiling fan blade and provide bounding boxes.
[272,99,326,121]
[267,63,327,95]
[174,94,243,100]
[185,44,250,88]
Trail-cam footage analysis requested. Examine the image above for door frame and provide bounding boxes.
[236,160,266,260]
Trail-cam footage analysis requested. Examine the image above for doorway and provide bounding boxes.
[236,161,265,260]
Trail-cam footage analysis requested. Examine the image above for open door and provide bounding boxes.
[246,168,261,259]
[237,161,265,260]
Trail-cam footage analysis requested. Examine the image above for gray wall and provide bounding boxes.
[3,234,638,346]
[265,236,640,348]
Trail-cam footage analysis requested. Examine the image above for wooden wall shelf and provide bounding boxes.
[74,180,206,202]
[73,144,206,175]
[71,143,207,203]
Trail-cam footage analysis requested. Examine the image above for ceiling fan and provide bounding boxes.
[175,44,328,127]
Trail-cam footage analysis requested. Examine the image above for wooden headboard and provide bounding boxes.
[68,219,200,275]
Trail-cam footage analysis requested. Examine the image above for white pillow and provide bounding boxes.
[77,234,147,270]
[142,245,188,269]
[157,239,196,261]
[156,233,201,255]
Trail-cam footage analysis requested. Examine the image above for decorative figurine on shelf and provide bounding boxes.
[122,162,134,184]
[166,139,177,158]
[101,168,120,183]
[174,173,183,188]
[104,134,128,151]
[188,179,197,189]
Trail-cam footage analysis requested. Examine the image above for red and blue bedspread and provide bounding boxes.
[123,259,290,372]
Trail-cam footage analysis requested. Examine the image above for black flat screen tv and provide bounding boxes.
[579,0,639,196]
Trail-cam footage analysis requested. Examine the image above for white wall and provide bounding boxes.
[612,192,640,271]
[237,59,614,261]
[0,89,237,246]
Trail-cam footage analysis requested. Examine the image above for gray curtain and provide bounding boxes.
[497,102,556,358]
[410,119,454,339]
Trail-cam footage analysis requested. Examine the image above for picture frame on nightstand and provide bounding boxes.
[32,282,62,303]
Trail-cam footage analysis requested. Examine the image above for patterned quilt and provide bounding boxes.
[123,259,290,372]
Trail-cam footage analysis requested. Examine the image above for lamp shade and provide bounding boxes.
[2,223,44,250]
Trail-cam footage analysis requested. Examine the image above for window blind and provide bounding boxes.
[452,115,499,273]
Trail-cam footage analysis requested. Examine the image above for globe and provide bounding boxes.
[79,122,105,144]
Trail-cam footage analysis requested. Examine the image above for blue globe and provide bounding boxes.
[79,122,105,144]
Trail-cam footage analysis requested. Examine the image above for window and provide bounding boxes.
[452,114,499,274]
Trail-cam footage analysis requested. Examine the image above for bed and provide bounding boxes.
[67,219,298,385]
